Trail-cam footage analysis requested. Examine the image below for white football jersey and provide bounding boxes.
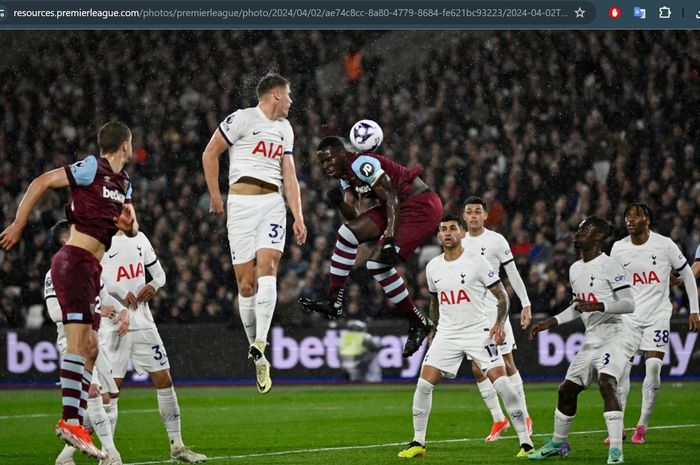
[219,106,294,190]
[101,232,160,331]
[611,232,689,326]
[461,229,514,312]
[426,249,501,335]
[569,253,633,332]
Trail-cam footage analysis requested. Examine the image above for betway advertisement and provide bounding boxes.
[1,319,697,385]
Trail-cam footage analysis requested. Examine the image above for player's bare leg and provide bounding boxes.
[299,217,380,319]
[471,361,508,442]
[529,380,582,460]
[398,365,442,458]
[484,366,533,456]
[57,323,105,460]
[631,351,663,444]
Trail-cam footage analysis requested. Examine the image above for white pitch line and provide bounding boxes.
[0,404,372,421]
[124,423,700,465]
[0,408,158,420]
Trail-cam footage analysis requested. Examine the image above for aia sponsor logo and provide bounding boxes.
[439,289,471,305]
[632,271,661,285]
[116,263,144,281]
[252,141,284,159]
[576,292,598,303]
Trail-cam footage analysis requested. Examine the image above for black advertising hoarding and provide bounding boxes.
[1,318,698,386]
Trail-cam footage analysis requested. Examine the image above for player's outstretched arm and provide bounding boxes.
[528,301,582,340]
[282,155,307,245]
[530,301,582,340]
[528,317,558,340]
[0,168,69,250]
[202,129,229,216]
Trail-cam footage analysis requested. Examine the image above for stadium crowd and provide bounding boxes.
[1,31,699,329]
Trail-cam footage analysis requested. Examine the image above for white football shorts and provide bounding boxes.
[226,193,287,265]
[633,316,671,353]
[103,328,170,378]
[467,316,516,362]
[423,327,505,379]
[565,323,641,387]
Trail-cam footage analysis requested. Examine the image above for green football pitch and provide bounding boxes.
[1,381,698,465]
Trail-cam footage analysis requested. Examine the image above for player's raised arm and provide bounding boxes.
[281,154,307,245]
[202,129,230,216]
[0,167,70,250]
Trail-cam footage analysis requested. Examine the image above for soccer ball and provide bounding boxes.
[349,119,384,152]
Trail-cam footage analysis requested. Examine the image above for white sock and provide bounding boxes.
[508,372,530,418]
[638,358,662,427]
[492,376,532,447]
[82,405,93,431]
[553,408,575,443]
[255,276,277,343]
[108,398,119,435]
[157,386,184,449]
[57,445,76,460]
[88,396,116,452]
[616,363,631,414]
[238,294,257,345]
[412,378,434,445]
[604,410,624,450]
[477,379,505,422]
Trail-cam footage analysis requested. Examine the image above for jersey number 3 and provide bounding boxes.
[269,223,285,244]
